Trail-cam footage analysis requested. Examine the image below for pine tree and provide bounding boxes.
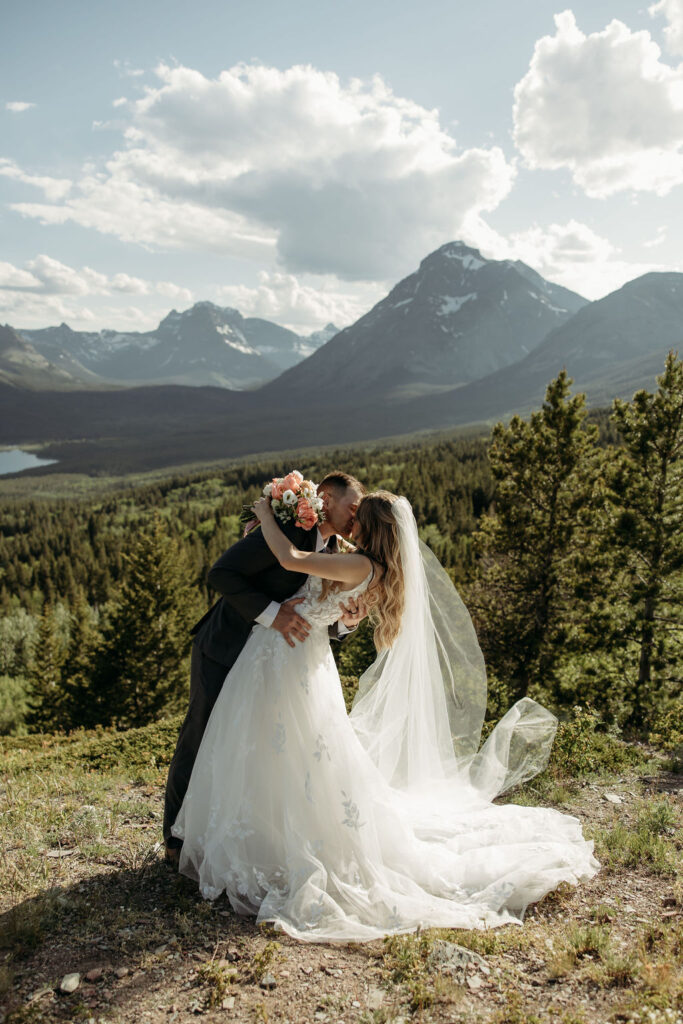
[468,371,600,704]
[60,593,102,729]
[26,604,68,732]
[604,350,683,730]
[93,515,199,728]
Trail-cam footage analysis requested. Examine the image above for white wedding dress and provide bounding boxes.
[172,505,599,942]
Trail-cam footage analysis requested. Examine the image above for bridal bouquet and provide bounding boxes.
[242,470,325,536]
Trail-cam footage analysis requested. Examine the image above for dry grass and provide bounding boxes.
[0,720,680,1024]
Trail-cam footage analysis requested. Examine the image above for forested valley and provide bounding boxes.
[1,354,680,755]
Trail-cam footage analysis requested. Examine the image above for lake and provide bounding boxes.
[0,449,58,476]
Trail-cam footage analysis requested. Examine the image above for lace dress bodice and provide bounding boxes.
[294,566,374,630]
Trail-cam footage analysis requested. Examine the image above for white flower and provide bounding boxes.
[282,489,297,506]
[311,496,323,512]
[263,482,273,497]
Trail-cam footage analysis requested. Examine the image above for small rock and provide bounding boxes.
[280,969,290,977]
[367,986,385,1009]
[114,967,129,979]
[85,968,104,983]
[604,793,623,804]
[60,973,80,993]
[47,848,77,858]
[260,972,277,990]
[226,947,241,961]
[467,975,483,991]
[300,965,313,975]
[221,996,235,1009]
[352,1001,361,1008]
[154,945,168,955]
[426,939,488,976]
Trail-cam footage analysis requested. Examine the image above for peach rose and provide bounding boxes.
[281,472,301,494]
[302,480,316,493]
[297,498,318,530]
[270,477,285,500]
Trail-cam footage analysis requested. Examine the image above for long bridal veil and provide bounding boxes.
[349,496,558,805]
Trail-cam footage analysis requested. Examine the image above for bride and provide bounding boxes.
[172,489,598,942]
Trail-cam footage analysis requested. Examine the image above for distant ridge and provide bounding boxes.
[2,250,682,477]
[16,304,338,391]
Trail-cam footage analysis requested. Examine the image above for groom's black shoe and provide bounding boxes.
[164,842,181,869]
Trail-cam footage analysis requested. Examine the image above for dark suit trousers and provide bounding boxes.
[163,643,230,846]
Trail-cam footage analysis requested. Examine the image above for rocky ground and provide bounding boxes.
[0,722,681,1024]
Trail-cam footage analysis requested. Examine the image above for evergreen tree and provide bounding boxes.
[60,593,102,729]
[26,604,68,731]
[604,350,683,729]
[92,515,199,728]
[468,371,600,704]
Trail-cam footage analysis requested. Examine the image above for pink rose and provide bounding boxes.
[270,477,285,500]
[281,472,301,494]
[297,498,318,530]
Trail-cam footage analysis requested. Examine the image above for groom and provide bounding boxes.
[163,470,366,865]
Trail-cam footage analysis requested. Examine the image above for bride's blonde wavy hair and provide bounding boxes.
[320,490,404,650]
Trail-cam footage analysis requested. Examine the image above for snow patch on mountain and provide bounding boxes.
[437,293,477,316]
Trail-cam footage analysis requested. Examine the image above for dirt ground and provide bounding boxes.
[1,754,681,1024]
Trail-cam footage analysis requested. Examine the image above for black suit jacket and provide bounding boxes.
[191,519,322,669]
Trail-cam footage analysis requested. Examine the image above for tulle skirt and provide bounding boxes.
[172,624,599,942]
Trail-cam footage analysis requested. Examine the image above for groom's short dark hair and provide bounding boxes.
[319,471,366,496]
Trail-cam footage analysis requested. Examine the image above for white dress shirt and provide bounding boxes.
[254,528,351,635]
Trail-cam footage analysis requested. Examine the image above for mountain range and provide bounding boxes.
[1,242,681,476]
[266,242,587,401]
[15,305,339,390]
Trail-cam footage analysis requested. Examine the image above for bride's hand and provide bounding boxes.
[253,496,274,522]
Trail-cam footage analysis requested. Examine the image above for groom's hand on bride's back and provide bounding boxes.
[272,597,311,648]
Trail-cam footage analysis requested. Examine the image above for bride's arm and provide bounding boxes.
[253,497,370,586]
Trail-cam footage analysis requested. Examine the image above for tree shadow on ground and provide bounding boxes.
[0,851,264,1022]
[638,767,682,796]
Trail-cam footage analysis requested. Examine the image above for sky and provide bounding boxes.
[2,0,683,334]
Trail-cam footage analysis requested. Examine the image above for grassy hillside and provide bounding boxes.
[1,711,681,1024]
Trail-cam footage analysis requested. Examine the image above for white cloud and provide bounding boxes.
[5,101,36,113]
[7,62,516,281]
[513,10,683,197]
[649,0,683,56]
[215,271,383,332]
[643,225,668,247]
[3,295,171,332]
[113,59,145,78]
[0,255,193,321]
[155,280,194,303]
[10,170,276,260]
[0,158,72,201]
[461,217,678,300]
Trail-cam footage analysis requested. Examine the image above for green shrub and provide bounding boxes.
[549,705,645,780]
[0,674,30,735]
